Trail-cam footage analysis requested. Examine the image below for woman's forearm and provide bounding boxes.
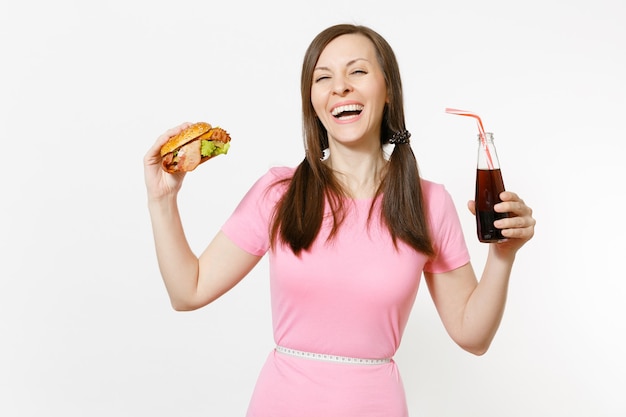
[148,196,201,310]
[462,246,516,354]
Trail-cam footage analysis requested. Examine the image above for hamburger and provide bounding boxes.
[160,122,231,173]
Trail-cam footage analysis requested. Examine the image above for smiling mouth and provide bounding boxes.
[331,104,364,119]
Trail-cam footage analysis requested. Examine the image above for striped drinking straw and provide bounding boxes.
[445,107,494,169]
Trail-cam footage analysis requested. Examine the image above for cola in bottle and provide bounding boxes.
[475,132,509,242]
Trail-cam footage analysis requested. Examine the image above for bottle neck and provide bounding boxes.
[477,132,500,170]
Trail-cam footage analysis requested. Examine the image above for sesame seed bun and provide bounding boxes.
[160,122,213,157]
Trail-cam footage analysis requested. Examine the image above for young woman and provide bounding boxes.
[143,24,535,417]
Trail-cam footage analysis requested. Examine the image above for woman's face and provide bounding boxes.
[311,33,388,148]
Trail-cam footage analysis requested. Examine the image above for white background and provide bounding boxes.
[1,0,625,416]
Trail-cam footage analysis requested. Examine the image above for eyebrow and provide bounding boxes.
[314,58,370,72]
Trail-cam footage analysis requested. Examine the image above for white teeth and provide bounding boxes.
[331,104,364,116]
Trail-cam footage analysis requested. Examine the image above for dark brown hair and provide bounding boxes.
[270,24,435,258]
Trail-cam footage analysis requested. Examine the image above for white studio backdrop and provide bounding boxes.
[1,0,624,416]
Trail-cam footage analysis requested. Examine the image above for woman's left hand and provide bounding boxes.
[468,191,536,253]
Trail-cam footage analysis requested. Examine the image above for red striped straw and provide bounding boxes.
[445,107,494,169]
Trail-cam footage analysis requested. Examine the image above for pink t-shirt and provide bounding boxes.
[221,166,470,417]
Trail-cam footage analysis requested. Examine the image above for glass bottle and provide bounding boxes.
[475,132,509,242]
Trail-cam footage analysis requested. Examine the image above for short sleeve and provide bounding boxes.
[220,167,292,256]
[422,180,471,274]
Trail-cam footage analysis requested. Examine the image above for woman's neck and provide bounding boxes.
[325,148,387,199]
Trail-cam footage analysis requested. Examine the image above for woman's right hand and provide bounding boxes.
[143,123,192,202]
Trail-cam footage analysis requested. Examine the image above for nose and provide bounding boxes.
[332,76,352,95]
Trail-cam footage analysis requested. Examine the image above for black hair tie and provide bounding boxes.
[388,130,411,145]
